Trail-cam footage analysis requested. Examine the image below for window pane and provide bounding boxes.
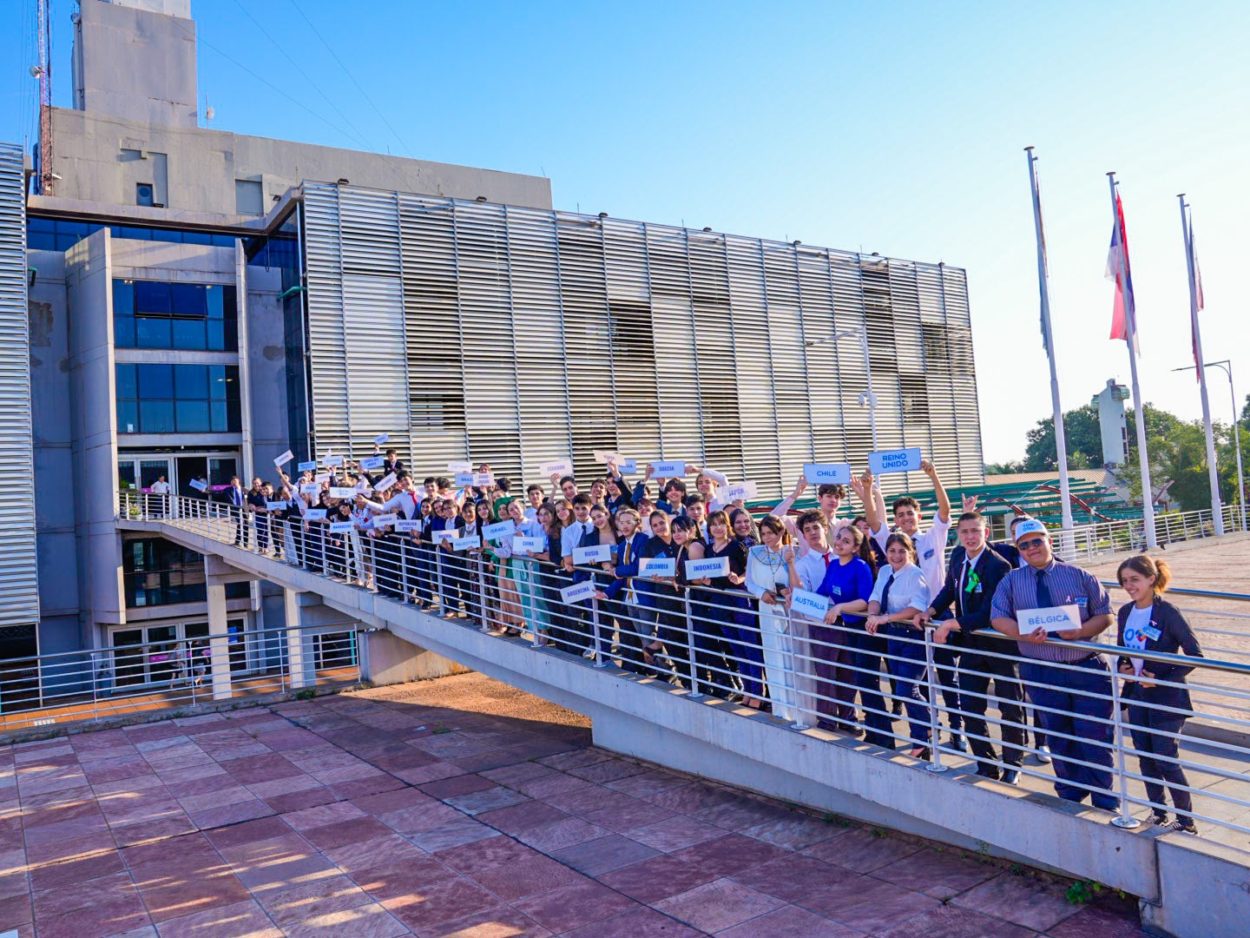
[206,320,225,351]
[182,230,213,245]
[112,280,134,315]
[222,320,238,351]
[224,366,241,400]
[208,366,227,399]
[137,364,174,398]
[135,316,171,348]
[114,314,135,347]
[175,364,208,399]
[206,285,224,319]
[223,287,238,321]
[171,318,207,350]
[175,400,210,433]
[171,283,207,316]
[27,230,56,250]
[139,401,174,433]
[117,400,138,434]
[115,363,137,400]
[226,398,241,432]
[210,401,228,432]
[134,281,171,315]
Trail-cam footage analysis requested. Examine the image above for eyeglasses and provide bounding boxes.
[1017,537,1046,551]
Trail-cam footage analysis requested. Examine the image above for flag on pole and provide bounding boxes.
[1189,223,1205,378]
[1105,191,1139,354]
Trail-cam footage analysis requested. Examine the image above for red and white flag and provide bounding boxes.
[1105,192,1139,354]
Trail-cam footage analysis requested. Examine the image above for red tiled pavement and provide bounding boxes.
[0,672,1144,936]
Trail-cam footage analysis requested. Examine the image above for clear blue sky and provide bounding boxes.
[3,0,1246,464]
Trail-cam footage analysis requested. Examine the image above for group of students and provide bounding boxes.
[206,447,1205,833]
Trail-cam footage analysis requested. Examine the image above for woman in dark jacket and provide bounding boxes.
[1116,555,1203,833]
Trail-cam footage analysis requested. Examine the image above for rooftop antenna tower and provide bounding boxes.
[36,0,53,194]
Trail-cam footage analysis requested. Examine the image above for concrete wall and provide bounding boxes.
[242,264,288,474]
[73,0,197,129]
[49,109,552,217]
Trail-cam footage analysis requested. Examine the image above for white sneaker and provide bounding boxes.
[582,646,596,659]
[1036,745,1051,764]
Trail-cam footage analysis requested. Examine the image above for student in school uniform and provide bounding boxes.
[428,499,467,615]
[246,477,269,553]
[746,516,801,721]
[639,511,685,680]
[607,508,652,673]
[701,510,755,704]
[684,493,710,541]
[604,472,634,515]
[793,510,854,731]
[579,503,620,661]
[560,494,596,654]
[920,510,1021,781]
[227,476,247,545]
[1115,554,1203,832]
[675,515,728,693]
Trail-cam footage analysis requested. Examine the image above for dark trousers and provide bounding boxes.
[414,542,434,603]
[692,590,734,695]
[958,650,1026,777]
[933,645,963,733]
[808,621,856,727]
[719,596,763,699]
[850,628,894,748]
[610,596,650,673]
[885,625,930,749]
[1019,656,1117,810]
[375,534,405,598]
[641,591,686,679]
[443,550,470,612]
[1127,706,1192,815]
[305,526,324,572]
[256,515,270,552]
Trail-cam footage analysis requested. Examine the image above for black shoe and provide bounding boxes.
[948,733,968,753]
[1151,811,1171,827]
[891,701,904,716]
[1001,768,1019,785]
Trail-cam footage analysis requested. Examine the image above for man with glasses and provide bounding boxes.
[990,519,1117,810]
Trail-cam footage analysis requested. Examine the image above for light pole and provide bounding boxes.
[1173,359,1246,531]
[806,326,878,450]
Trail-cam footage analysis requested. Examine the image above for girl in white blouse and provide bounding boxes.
[746,516,802,724]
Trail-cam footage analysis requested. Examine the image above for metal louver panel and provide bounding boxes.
[300,182,983,500]
[0,142,39,629]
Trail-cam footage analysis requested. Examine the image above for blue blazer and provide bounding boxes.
[1116,598,1202,714]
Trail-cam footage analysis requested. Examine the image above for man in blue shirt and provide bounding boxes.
[990,519,1117,810]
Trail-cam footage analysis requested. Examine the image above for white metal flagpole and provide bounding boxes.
[1179,195,1224,535]
[1108,173,1157,548]
[1025,148,1075,553]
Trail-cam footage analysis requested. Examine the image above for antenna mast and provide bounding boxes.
[37,0,53,195]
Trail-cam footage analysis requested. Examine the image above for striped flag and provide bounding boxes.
[1105,192,1139,354]
[1190,226,1205,378]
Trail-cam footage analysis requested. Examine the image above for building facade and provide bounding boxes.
[8,0,983,687]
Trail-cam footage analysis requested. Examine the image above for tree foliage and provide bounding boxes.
[1021,404,1104,472]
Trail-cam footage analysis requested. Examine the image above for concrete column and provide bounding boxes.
[206,581,231,701]
[284,587,312,690]
[361,628,467,686]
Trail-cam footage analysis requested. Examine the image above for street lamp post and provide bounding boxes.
[806,326,878,451]
[1173,359,1246,532]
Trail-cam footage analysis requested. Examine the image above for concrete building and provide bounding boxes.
[7,0,983,690]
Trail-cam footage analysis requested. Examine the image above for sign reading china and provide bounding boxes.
[512,535,545,554]
[790,588,830,620]
[685,556,729,579]
[482,520,515,541]
[803,463,852,485]
[573,544,613,564]
[640,556,676,577]
[723,480,758,502]
[869,448,922,475]
[651,460,686,478]
[1018,604,1081,635]
[560,581,597,605]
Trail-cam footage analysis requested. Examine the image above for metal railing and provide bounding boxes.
[118,491,1250,844]
[1064,503,1243,561]
[0,617,360,735]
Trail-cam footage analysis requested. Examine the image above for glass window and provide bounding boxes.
[117,364,240,435]
[117,400,138,434]
[171,318,207,349]
[138,364,174,398]
[139,401,175,433]
[136,183,155,207]
[175,401,210,433]
[134,281,172,315]
[113,280,135,314]
[114,315,135,347]
[175,365,209,399]
[115,363,137,399]
[135,316,172,348]
[171,283,208,316]
[112,279,237,351]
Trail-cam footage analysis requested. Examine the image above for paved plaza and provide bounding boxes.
[1,673,1143,937]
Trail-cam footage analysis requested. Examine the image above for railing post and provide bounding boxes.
[400,538,410,603]
[435,547,445,615]
[592,592,608,668]
[477,552,491,633]
[1109,666,1141,828]
[787,609,810,729]
[924,626,947,773]
[684,590,702,699]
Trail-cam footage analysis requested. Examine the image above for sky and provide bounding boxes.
[2,0,1246,464]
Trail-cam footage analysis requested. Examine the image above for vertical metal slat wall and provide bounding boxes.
[301,182,984,498]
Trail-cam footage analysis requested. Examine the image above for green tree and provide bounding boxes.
[1021,404,1104,472]
[1117,404,1243,512]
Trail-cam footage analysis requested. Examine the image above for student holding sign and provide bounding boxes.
[579,504,620,660]
[491,499,531,636]
[702,510,758,705]
[606,509,651,673]
[990,519,1117,810]
[1115,555,1203,832]
[865,533,933,757]
[674,516,729,692]
[793,510,853,731]
[638,511,684,677]
[746,516,801,720]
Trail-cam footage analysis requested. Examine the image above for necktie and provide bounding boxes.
[1035,568,1053,607]
[823,551,832,568]
[958,556,970,616]
[880,573,895,615]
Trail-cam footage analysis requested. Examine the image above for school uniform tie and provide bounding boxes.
[958,556,970,617]
[1035,569,1053,608]
[823,551,833,569]
[880,573,895,617]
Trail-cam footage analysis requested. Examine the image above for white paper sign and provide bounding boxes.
[188,479,208,492]
[452,535,481,551]
[314,473,330,484]
[432,529,458,545]
[512,535,545,554]
[616,457,638,475]
[448,460,473,473]
[803,463,852,486]
[473,472,495,488]
[265,500,287,511]
[372,513,398,526]
[723,481,758,502]
[685,556,730,579]
[329,521,355,533]
[869,448,922,475]
[560,581,597,605]
[594,450,622,464]
[328,487,356,499]
[305,508,327,521]
[1018,604,1081,635]
[395,519,421,532]
[300,483,319,495]
[454,472,475,487]
[482,520,516,541]
[374,433,389,446]
[651,460,687,478]
[297,460,317,473]
[541,459,574,478]
[574,543,613,564]
[790,588,831,620]
[359,455,385,471]
[374,473,398,494]
[274,450,294,468]
[640,556,676,577]
[324,455,344,468]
